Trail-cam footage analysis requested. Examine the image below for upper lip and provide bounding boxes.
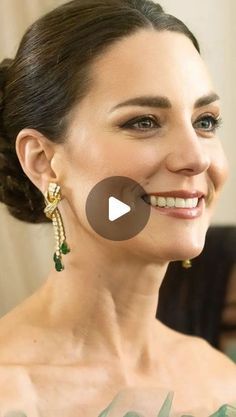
[144,190,205,199]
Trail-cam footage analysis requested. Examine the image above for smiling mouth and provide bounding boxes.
[142,195,204,209]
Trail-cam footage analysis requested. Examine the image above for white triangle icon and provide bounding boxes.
[108,196,131,222]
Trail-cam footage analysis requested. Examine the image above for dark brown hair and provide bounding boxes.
[0,0,200,223]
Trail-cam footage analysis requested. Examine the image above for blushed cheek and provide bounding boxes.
[216,150,229,190]
[80,138,159,180]
[209,145,229,197]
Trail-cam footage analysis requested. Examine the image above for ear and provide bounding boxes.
[15,128,61,194]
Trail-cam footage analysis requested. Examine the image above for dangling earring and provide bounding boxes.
[182,259,192,269]
[44,182,70,272]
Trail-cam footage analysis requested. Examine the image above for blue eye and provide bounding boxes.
[120,114,223,134]
[194,115,223,132]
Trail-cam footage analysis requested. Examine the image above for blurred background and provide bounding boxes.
[0,0,235,359]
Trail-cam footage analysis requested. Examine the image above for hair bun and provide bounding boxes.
[0,58,12,78]
[0,57,48,223]
[0,58,12,105]
[0,58,13,143]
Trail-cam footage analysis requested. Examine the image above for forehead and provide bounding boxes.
[87,29,214,108]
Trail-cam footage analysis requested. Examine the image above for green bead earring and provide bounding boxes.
[44,182,70,272]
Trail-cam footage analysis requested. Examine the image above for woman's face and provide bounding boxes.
[55,30,228,263]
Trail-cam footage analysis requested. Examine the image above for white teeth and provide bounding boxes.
[147,195,199,208]
[185,198,198,208]
[166,197,175,207]
[175,198,185,208]
[157,197,166,207]
[150,196,156,206]
[185,198,193,208]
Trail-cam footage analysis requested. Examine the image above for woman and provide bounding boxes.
[0,0,235,416]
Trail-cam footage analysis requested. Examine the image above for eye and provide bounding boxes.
[119,114,223,134]
[121,115,160,131]
[194,115,223,133]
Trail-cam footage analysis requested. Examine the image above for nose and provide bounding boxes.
[165,123,211,176]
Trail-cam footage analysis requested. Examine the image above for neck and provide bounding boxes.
[38,238,168,374]
[36,200,169,373]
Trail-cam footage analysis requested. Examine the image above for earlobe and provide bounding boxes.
[15,128,58,193]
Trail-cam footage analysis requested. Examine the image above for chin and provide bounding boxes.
[125,216,210,263]
[149,229,208,262]
[164,216,210,261]
[164,233,207,262]
[127,235,206,265]
[171,246,205,262]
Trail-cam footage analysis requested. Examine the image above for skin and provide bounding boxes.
[1,29,235,415]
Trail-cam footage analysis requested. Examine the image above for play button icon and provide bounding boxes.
[109,197,131,221]
[85,176,151,241]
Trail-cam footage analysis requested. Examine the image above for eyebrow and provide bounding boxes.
[110,92,220,112]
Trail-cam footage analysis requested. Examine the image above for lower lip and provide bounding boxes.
[147,197,205,219]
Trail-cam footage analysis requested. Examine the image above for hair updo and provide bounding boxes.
[0,58,50,223]
[0,0,200,223]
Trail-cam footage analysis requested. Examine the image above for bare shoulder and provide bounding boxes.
[0,365,38,416]
[156,320,236,404]
[0,294,48,365]
[158,319,236,373]
[0,306,40,414]
[181,332,236,403]
[188,334,236,375]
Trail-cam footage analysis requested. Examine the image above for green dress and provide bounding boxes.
[3,390,236,417]
[97,391,236,417]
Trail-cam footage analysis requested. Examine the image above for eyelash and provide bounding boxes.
[120,114,223,134]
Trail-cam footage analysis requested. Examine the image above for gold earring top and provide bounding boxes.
[182,259,192,269]
[44,182,61,219]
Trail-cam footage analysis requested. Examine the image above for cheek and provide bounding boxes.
[69,135,160,181]
[208,142,229,194]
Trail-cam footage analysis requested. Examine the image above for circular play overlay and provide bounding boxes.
[85,176,151,241]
